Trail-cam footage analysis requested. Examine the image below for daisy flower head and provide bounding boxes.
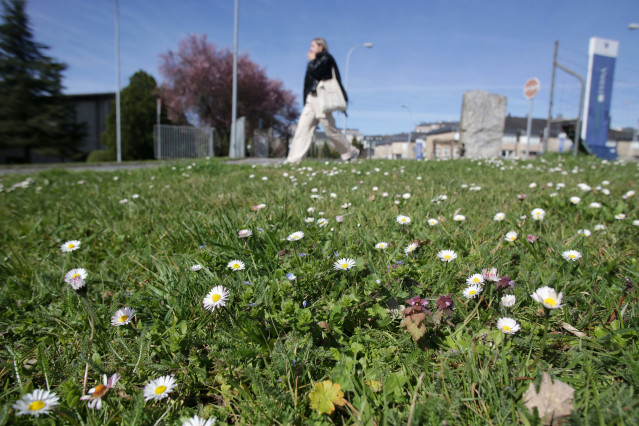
[531,208,546,221]
[61,240,81,253]
[182,415,217,426]
[333,258,356,271]
[428,218,439,226]
[562,250,582,261]
[340,202,352,209]
[615,213,626,220]
[462,284,482,299]
[227,260,245,271]
[375,242,389,250]
[496,317,520,334]
[12,389,59,417]
[633,220,639,226]
[570,196,581,205]
[317,218,329,227]
[594,224,606,231]
[304,217,315,223]
[500,294,516,308]
[396,215,411,225]
[504,231,517,242]
[203,286,230,312]
[453,214,466,222]
[466,274,485,286]
[493,212,505,221]
[111,307,135,326]
[64,268,88,290]
[437,250,457,262]
[237,229,252,238]
[402,193,411,199]
[404,242,419,254]
[190,264,203,272]
[144,375,177,402]
[589,202,601,209]
[482,267,500,281]
[531,286,564,309]
[80,373,120,409]
[577,229,591,237]
[287,231,304,241]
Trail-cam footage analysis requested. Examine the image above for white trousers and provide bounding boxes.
[285,94,354,164]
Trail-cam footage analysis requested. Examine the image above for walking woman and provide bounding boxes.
[285,38,359,164]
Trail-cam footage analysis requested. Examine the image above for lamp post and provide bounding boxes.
[114,0,121,163]
[342,42,373,137]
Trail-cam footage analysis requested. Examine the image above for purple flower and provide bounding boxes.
[244,281,253,285]
[336,215,344,223]
[302,300,307,308]
[396,260,404,265]
[298,253,307,257]
[286,273,296,280]
[527,234,538,244]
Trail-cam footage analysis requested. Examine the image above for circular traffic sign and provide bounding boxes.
[524,77,540,99]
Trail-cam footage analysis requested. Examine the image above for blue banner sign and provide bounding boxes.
[583,37,619,160]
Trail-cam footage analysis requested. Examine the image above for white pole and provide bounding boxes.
[156,98,161,160]
[343,43,373,136]
[114,0,121,163]
[525,98,533,159]
[229,0,239,157]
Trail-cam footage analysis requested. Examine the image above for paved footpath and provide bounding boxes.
[0,158,285,175]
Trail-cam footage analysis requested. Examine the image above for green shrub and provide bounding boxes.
[86,149,114,163]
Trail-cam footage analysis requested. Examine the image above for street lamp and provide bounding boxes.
[343,42,374,137]
[629,23,639,30]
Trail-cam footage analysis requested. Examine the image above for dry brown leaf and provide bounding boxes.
[523,372,575,425]
[561,322,587,338]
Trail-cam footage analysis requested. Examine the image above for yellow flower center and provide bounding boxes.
[68,244,74,248]
[72,274,81,279]
[29,400,45,411]
[119,315,129,322]
[155,385,167,394]
[502,326,511,332]
[569,254,575,259]
[544,298,556,306]
[212,294,221,302]
[469,290,476,296]
[93,384,108,398]
[473,278,480,282]
[342,263,348,268]
[233,264,240,268]
[444,255,450,259]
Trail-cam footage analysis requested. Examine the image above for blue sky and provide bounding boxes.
[24,0,639,135]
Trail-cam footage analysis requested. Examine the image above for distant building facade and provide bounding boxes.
[67,92,114,156]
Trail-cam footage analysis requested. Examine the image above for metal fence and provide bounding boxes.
[153,125,214,159]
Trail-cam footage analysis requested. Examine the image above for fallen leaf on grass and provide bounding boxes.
[309,380,346,415]
[561,322,587,338]
[523,372,575,425]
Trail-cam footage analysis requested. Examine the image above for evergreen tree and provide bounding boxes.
[0,0,83,162]
[102,70,167,161]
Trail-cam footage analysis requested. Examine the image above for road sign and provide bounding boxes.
[524,77,540,99]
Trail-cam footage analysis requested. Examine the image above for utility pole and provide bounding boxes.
[229,0,239,157]
[544,40,558,154]
[114,0,121,163]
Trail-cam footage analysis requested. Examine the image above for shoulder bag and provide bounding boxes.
[317,68,347,113]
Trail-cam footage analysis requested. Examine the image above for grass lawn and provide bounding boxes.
[0,155,638,425]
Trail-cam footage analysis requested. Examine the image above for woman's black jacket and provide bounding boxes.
[303,51,348,105]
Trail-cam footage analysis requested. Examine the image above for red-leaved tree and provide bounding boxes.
[158,34,298,156]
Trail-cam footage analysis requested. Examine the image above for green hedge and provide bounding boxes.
[86,150,115,163]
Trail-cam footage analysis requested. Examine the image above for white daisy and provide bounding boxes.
[333,258,356,271]
[396,215,411,225]
[427,218,439,226]
[633,220,639,226]
[615,213,626,220]
[190,264,203,272]
[182,415,216,426]
[61,240,81,253]
[307,206,315,213]
[462,284,482,299]
[562,250,582,261]
[589,202,601,209]
[287,231,304,241]
[111,307,135,326]
[496,317,520,334]
[64,268,88,290]
[304,217,315,223]
[341,203,352,209]
[404,242,419,254]
[531,286,564,309]
[119,198,128,204]
[12,389,59,417]
[504,231,517,242]
[80,373,120,410]
[570,196,581,205]
[402,193,411,199]
[529,182,537,188]
[453,214,466,222]
[237,229,252,238]
[203,286,229,312]
[317,218,329,227]
[227,260,245,271]
[594,224,606,231]
[144,375,177,401]
[375,242,389,249]
[437,250,457,262]
[531,208,545,221]
[493,212,505,221]
[577,229,591,237]
[500,294,516,308]
[466,274,484,286]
